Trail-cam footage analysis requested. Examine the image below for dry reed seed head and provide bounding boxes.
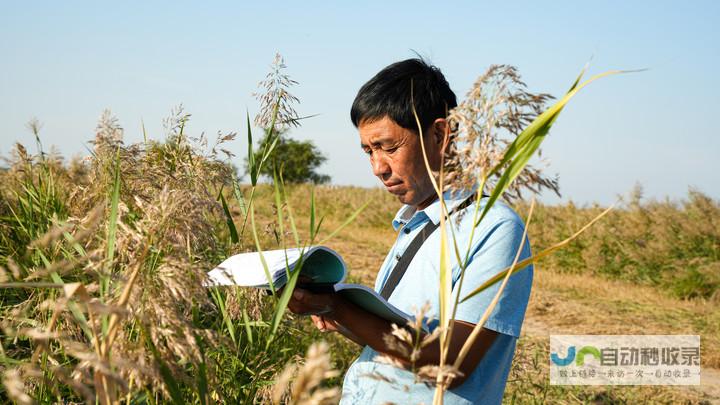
[420,327,442,349]
[28,220,73,251]
[60,348,131,392]
[390,323,413,345]
[293,343,330,392]
[415,364,464,386]
[93,109,124,153]
[96,170,219,391]
[24,258,77,281]
[382,332,411,359]
[206,129,238,156]
[19,328,64,342]
[285,341,340,405]
[374,354,406,369]
[408,301,432,334]
[379,305,439,368]
[2,368,35,405]
[49,365,96,405]
[303,387,342,405]
[85,299,131,317]
[163,104,192,139]
[104,187,221,387]
[254,53,301,131]
[11,142,31,167]
[7,257,21,279]
[444,64,560,201]
[26,117,43,137]
[63,204,105,244]
[224,287,265,320]
[272,362,297,404]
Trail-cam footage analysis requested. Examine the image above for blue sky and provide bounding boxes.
[1,1,718,205]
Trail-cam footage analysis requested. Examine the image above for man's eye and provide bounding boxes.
[384,147,398,153]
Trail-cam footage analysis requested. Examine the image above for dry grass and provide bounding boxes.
[268,341,341,405]
[0,113,237,402]
[506,334,716,404]
[526,267,720,369]
[517,189,720,301]
[0,108,355,403]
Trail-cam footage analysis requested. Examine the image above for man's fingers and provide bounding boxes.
[287,299,298,314]
[310,315,326,331]
[286,288,335,316]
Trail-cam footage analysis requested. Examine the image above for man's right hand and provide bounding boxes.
[310,315,340,333]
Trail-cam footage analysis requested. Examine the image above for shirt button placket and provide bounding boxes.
[396,224,413,261]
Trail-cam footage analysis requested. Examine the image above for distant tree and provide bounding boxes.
[246,128,330,184]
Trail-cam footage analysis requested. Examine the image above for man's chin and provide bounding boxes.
[394,192,415,206]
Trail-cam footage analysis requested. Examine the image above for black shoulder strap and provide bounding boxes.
[379,194,477,300]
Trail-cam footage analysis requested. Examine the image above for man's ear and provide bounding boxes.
[431,118,450,148]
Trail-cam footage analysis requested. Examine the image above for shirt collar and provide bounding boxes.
[391,187,476,231]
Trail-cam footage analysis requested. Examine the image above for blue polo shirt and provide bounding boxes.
[340,191,533,404]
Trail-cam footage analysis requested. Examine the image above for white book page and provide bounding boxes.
[206,246,345,288]
[207,248,304,287]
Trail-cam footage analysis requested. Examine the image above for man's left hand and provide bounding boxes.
[286,287,338,316]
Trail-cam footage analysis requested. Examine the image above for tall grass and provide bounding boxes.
[0,102,355,403]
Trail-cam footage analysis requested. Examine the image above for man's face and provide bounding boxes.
[358,116,444,210]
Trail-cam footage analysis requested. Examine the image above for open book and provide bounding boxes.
[206,246,420,329]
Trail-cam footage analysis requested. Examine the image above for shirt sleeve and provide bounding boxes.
[450,218,533,338]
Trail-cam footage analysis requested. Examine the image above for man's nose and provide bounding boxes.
[371,155,391,179]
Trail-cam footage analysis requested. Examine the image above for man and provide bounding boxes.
[287,59,533,404]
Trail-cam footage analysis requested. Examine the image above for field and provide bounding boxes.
[1,129,719,404]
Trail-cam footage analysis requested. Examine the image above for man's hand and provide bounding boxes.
[310,315,340,333]
[287,288,342,334]
[286,287,338,316]
[285,287,366,345]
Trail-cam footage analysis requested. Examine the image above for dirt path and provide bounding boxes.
[521,316,720,403]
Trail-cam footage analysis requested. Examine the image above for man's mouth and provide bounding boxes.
[384,182,404,194]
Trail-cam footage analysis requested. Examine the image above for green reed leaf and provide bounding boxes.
[250,205,274,295]
[242,307,253,346]
[310,188,316,240]
[218,188,239,244]
[246,111,256,186]
[279,171,301,247]
[266,249,305,348]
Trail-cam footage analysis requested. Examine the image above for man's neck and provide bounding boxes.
[415,193,439,211]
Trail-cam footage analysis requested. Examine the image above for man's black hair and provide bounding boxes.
[350,58,457,133]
